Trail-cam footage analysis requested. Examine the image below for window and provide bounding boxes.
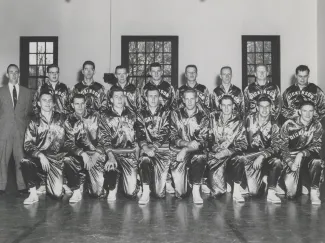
[121,36,179,89]
[242,36,280,89]
[20,37,58,90]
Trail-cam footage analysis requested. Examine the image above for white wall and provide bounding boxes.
[0,0,318,93]
[318,0,325,91]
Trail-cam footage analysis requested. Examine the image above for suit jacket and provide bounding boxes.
[0,85,33,142]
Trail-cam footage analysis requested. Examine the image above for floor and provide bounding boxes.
[0,188,325,243]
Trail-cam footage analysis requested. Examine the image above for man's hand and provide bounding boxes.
[188,141,200,150]
[105,153,118,171]
[38,153,50,172]
[142,145,155,157]
[253,155,264,170]
[176,148,188,162]
[81,152,94,170]
[290,152,303,172]
[214,149,229,160]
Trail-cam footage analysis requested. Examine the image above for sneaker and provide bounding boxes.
[267,189,281,204]
[24,191,39,205]
[310,189,321,205]
[36,185,46,195]
[166,181,175,194]
[275,185,285,195]
[192,185,203,204]
[69,189,82,203]
[201,184,211,194]
[240,186,249,195]
[139,185,150,205]
[63,185,73,195]
[107,187,117,202]
[226,183,232,193]
[302,186,309,195]
[233,183,245,203]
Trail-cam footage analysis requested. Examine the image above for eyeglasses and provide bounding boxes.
[49,72,59,74]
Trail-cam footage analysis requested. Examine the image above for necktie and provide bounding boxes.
[13,85,17,108]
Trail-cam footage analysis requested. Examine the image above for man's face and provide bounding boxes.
[255,66,268,81]
[115,68,128,84]
[47,67,59,83]
[147,90,160,108]
[296,70,309,87]
[7,66,20,85]
[82,64,95,80]
[257,100,271,118]
[38,94,54,113]
[183,92,197,110]
[220,99,233,116]
[111,91,125,109]
[72,98,86,116]
[220,68,232,84]
[300,104,314,123]
[185,67,197,82]
[149,67,162,81]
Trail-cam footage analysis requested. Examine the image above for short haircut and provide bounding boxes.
[220,95,234,104]
[7,64,19,74]
[295,65,310,75]
[82,60,95,70]
[257,95,272,106]
[150,62,161,69]
[109,85,124,98]
[115,65,128,74]
[300,100,315,109]
[185,64,198,73]
[145,84,160,96]
[47,64,60,73]
[255,64,268,71]
[39,90,53,100]
[182,87,197,98]
[72,93,86,103]
[220,66,232,74]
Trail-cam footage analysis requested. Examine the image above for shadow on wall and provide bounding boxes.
[215,75,222,87]
[290,74,296,86]
[76,69,83,83]
[0,73,9,87]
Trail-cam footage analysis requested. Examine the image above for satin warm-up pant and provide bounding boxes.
[138,147,171,198]
[64,151,106,197]
[239,152,282,195]
[21,154,65,198]
[280,153,324,197]
[169,148,207,198]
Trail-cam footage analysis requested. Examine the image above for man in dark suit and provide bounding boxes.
[0,64,33,195]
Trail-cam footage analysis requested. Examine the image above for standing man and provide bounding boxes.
[141,62,175,110]
[64,94,106,203]
[0,64,33,195]
[208,95,247,202]
[244,64,282,121]
[107,65,140,112]
[32,64,70,116]
[169,88,209,204]
[137,85,171,205]
[282,65,325,121]
[71,61,107,112]
[210,66,245,118]
[98,86,138,201]
[240,95,283,203]
[279,101,323,205]
[176,65,209,113]
[21,91,66,204]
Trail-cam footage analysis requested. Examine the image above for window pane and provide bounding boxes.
[255,53,263,64]
[137,65,145,76]
[129,77,136,85]
[38,78,45,88]
[129,54,137,64]
[137,53,145,64]
[267,65,272,75]
[248,77,255,85]
[264,41,271,52]
[138,42,145,52]
[38,66,46,76]
[129,42,137,52]
[46,54,53,64]
[29,42,37,53]
[164,42,172,52]
[264,53,272,64]
[37,42,45,53]
[131,65,137,75]
[155,53,163,63]
[155,42,163,52]
[146,53,154,64]
[29,66,37,76]
[255,41,263,52]
[29,54,37,65]
[163,53,172,64]
[163,65,172,76]
[37,54,45,65]
[146,42,154,52]
[247,65,255,75]
[46,42,53,53]
[247,53,255,64]
[28,78,37,89]
[247,41,255,52]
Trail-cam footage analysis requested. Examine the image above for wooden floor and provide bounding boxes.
[0,190,325,243]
